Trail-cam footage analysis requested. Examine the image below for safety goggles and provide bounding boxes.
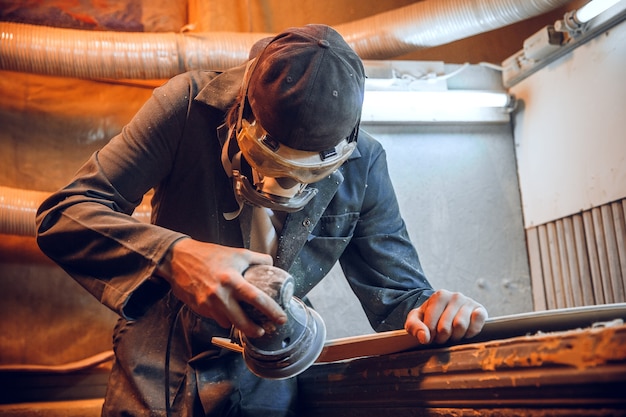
[236,118,357,184]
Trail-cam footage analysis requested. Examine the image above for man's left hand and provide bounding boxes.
[405,289,488,345]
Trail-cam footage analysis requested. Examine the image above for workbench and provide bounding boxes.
[299,316,626,416]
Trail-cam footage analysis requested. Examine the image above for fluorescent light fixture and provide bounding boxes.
[556,0,624,35]
[576,0,621,23]
[361,90,514,123]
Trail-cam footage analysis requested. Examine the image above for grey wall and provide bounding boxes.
[308,123,533,338]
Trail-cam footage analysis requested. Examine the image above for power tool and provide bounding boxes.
[212,264,326,379]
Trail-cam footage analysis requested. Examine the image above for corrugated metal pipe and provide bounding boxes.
[0,0,574,79]
[0,186,151,237]
[0,0,574,236]
[0,187,48,237]
[337,0,574,58]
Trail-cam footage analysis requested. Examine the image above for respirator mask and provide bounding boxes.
[230,115,357,212]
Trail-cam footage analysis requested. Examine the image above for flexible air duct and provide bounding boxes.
[0,0,574,79]
[0,187,47,237]
[338,0,575,58]
[0,186,151,237]
[0,25,271,79]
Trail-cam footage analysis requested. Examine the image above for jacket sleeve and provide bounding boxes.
[339,137,434,331]
[35,74,196,320]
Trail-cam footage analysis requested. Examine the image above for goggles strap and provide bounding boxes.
[223,150,249,220]
[221,127,237,178]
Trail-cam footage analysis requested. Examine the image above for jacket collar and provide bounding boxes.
[235,168,344,271]
[195,63,247,113]
[275,169,344,271]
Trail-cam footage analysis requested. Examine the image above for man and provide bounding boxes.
[36,24,487,416]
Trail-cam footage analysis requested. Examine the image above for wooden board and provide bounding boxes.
[316,302,626,363]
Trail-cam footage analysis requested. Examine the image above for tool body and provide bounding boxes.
[212,265,326,379]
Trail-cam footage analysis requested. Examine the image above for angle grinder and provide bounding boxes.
[212,264,326,379]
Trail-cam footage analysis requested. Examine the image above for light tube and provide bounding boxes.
[576,0,621,23]
[361,90,513,123]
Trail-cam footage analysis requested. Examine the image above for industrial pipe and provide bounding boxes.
[0,0,574,80]
[0,186,150,237]
[0,186,48,237]
[0,24,270,79]
[337,0,575,58]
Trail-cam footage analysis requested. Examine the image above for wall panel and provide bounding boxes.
[528,199,626,309]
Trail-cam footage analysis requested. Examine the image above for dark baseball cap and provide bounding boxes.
[247,24,365,152]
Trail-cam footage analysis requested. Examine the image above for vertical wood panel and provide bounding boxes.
[583,210,606,305]
[526,227,547,311]
[602,205,625,302]
[555,220,573,306]
[572,214,596,305]
[563,217,583,306]
[592,207,614,303]
[526,198,626,311]
[538,225,557,309]
[613,201,626,300]
[546,222,566,308]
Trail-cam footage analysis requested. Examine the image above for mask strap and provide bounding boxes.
[223,57,258,177]
[223,150,247,220]
[221,128,236,178]
[222,58,260,219]
[237,58,258,130]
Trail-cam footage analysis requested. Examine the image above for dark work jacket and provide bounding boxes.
[35,64,434,416]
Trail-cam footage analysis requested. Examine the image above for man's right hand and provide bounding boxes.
[157,238,287,338]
